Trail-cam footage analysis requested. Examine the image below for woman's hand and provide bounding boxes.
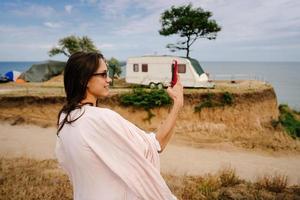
[166,75,184,109]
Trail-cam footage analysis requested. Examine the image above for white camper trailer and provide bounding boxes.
[125,55,214,88]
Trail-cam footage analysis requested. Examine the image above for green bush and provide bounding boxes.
[222,92,234,105]
[194,100,214,112]
[195,92,234,112]
[278,104,300,138]
[120,87,171,121]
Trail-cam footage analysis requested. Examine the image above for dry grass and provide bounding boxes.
[218,167,242,187]
[0,157,72,200]
[2,157,299,200]
[0,82,65,97]
[0,79,271,97]
[255,173,288,193]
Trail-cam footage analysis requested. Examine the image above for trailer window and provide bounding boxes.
[178,64,186,73]
[142,64,148,72]
[133,64,139,72]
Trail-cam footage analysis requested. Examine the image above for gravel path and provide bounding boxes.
[1,122,300,185]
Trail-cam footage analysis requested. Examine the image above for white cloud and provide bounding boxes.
[96,0,132,19]
[237,43,300,51]
[1,0,300,61]
[203,0,300,42]
[80,0,99,4]
[99,0,223,35]
[44,22,61,28]
[114,12,160,35]
[11,4,56,18]
[0,25,45,39]
[0,25,65,49]
[65,5,73,14]
[98,43,116,50]
[77,22,95,32]
[0,43,52,50]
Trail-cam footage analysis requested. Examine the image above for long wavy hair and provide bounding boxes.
[57,52,104,136]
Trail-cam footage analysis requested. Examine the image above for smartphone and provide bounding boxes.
[171,60,178,87]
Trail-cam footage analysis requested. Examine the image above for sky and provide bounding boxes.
[0,0,299,62]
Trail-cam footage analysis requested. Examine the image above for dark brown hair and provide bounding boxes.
[57,52,104,135]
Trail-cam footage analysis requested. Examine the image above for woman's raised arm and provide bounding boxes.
[155,76,184,153]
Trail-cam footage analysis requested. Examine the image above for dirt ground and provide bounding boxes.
[1,122,300,186]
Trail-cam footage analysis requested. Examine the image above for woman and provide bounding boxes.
[55,52,183,200]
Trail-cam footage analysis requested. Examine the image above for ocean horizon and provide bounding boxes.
[1,60,299,110]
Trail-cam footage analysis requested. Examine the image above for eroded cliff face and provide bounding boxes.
[0,87,298,151]
[111,88,278,132]
[108,88,290,149]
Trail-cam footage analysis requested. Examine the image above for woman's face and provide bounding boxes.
[86,58,112,98]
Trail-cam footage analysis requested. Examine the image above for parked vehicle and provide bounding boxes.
[125,55,214,88]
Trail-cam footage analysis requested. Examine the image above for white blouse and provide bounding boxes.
[55,105,177,200]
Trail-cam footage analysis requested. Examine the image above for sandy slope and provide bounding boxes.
[1,122,300,185]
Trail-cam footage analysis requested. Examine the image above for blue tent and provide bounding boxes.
[4,70,21,81]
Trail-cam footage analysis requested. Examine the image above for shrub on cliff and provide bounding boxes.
[194,92,234,112]
[222,92,234,105]
[277,104,300,138]
[120,87,172,121]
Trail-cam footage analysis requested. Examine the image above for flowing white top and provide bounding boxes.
[55,105,177,200]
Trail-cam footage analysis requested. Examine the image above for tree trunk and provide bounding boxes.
[63,51,70,57]
[186,36,190,58]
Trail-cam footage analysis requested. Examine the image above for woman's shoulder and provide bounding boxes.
[82,106,127,128]
[84,105,120,119]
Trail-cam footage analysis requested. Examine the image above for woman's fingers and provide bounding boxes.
[167,74,183,99]
[174,75,182,90]
[176,75,182,87]
[166,87,175,98]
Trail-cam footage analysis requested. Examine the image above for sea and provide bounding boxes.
[1,61,299,110]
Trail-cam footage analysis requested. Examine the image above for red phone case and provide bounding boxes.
[171,60,178,87]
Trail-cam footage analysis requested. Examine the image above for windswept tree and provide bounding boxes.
[159,4,221,58]
[49,35,100,57]
[107,57,122,86]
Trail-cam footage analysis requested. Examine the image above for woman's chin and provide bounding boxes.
[100,90,110,97]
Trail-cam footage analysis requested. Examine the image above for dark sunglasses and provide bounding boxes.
[93,71,109,78]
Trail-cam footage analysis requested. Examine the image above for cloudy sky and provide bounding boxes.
[0,0,299,62]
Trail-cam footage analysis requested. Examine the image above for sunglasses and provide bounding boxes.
[93,70,109,78]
